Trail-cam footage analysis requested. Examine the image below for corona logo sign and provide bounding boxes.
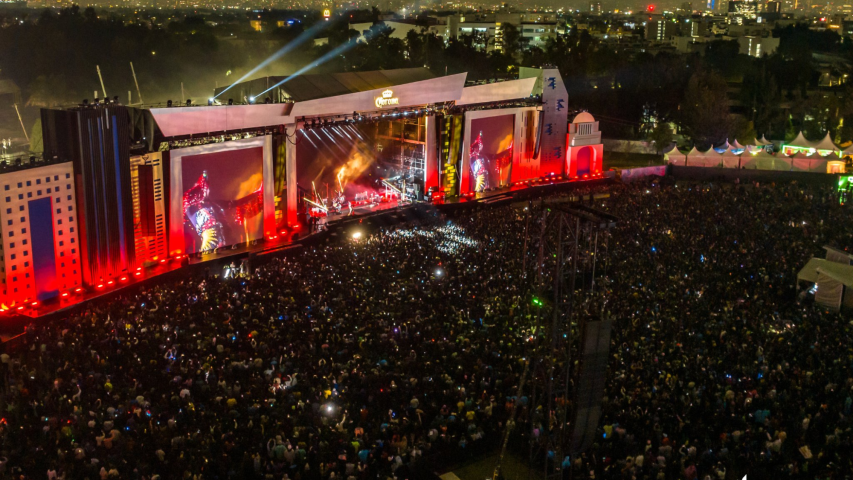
[375,89,400,108]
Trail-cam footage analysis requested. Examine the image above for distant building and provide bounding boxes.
[737,35,780,56]
[645,17,676,41]
[590,1,602,14]
[432,12,558,52]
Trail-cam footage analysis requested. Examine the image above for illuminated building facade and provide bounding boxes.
[0,161,81,307]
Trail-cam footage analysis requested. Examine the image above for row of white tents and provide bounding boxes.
[664,134,849,173]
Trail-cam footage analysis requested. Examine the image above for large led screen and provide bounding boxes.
[469,115,514,192]
[179,147,265,254]
[296,121,423,219]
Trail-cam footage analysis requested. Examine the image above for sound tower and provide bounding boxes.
[570,317,613,454]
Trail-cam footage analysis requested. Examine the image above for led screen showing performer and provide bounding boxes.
[296,122,415,220]
[469,115,514,192]
[180,147,265,253]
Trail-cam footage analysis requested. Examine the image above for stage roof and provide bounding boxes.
[214,68,436,102]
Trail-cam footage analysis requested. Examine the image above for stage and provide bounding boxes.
[0,173,613,345]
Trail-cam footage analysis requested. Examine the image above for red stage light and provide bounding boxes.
[107,281,114,285]
[160,259,167,263]
[647,4,655,11]
[61,292,69,297]
[31,301,38,306]
[137,267,142,271]
[97,284,104,289]
[17,306,23,310]
[135,272,142,276]
[120,277,127,281]
[75,288,83,293]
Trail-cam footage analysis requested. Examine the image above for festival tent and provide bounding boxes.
[714,139,732,153]
[782,131,816,156]
[687,147,723,167]
[719,146,742,168]
[662,145,686,165]
[827,158,846,173]
[789,151,827,172]
[683,146,702,166]
[742,149,790,170]
[757,135,772,145]
[812,132,840,156]
[731,139,746,153]
[797,257,853,310]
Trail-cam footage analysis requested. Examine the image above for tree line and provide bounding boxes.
[1,6,852,148]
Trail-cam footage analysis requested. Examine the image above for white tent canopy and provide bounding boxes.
[788,131,814,148]
[662,145,685,165]
[743,149,790,170]
[812,132,839,153]
[790,151,827,172]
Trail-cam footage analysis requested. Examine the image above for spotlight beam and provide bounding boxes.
[256,26,383,98]
[214,21,332,100]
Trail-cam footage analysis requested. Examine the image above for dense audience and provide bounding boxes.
[0,177,851,480]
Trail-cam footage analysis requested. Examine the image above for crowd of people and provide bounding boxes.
[0,176,851,480]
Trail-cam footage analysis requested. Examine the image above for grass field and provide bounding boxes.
[602,151,665,170]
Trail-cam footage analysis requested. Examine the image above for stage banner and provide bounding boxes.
[539,68,569,176]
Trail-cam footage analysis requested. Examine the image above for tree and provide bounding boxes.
[498,23,527,61]
[681,71,732,148]
[731,117,757,145]
[647,121,674,154]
